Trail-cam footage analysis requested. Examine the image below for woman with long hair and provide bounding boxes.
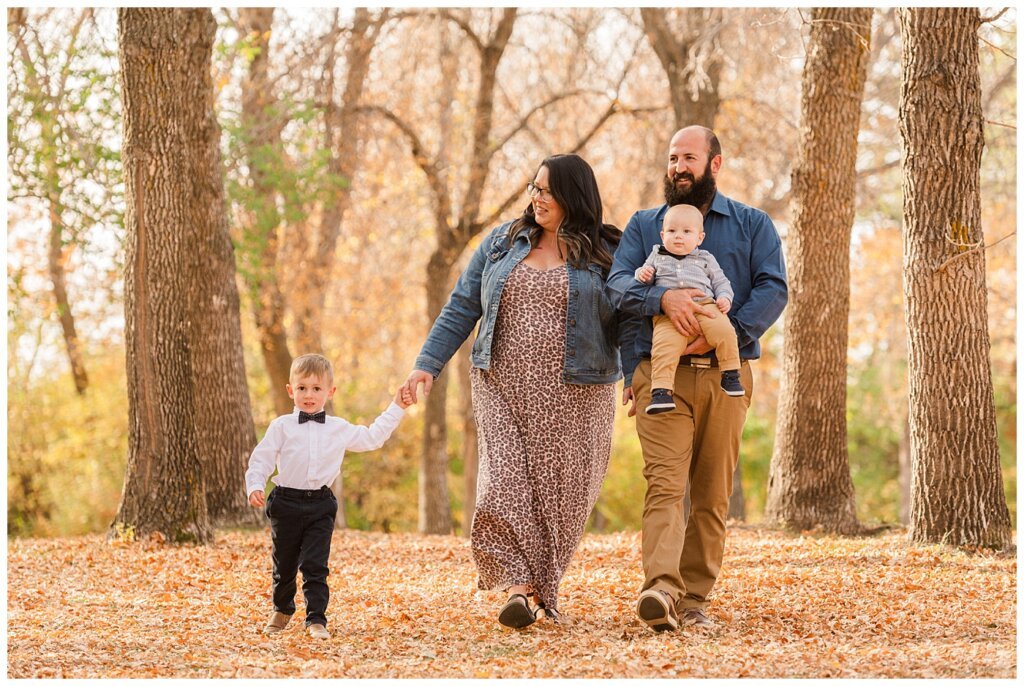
[403,154,633,627]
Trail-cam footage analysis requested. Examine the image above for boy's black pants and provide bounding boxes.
[266,486,337,627]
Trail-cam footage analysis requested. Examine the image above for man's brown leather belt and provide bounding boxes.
[678,355,717,368]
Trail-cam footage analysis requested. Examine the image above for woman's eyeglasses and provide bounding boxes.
[526,182,554,202]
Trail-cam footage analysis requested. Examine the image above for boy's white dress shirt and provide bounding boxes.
[245,402,405,497]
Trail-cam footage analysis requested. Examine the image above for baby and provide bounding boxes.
[635,204,744,414]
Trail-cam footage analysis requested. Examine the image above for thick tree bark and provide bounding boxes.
[765,8,872,534]
[238,7,293,417]
[640,8,724,129]
[187,17,261,530]
[114,8,219,543]
[897,7,1011,548]
[114,8,258,538]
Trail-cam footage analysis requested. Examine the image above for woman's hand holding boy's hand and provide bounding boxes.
[401,370,433,404]
[395,386,415,409]
[249,490,265,508]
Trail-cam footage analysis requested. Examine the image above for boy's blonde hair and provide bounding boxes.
[289,353,334,384]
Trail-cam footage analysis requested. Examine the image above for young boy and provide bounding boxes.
[635,203,744,414]
[245,353,413,639]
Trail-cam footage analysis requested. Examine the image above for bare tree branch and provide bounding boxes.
[619,104,671,117]
[858,157,900,178]
[726,95,800,131]
[488,90,585,154]
[478,97,627,230]
[27,15,52,88]
[458,8,518,237]
[436,8,484,54]
[985,119,1016,130]
[978,34,1015,61]
[568,100,619,154]
[979,8,1010,24]
[984,63,1016,110]
[57,9,91,94]
[358,104,448,223]
[936,231,1015,272]
[478,13,642,230]
[480,184,530,232]
[216,7,241,34]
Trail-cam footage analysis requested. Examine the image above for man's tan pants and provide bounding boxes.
[633,358,752,610]
[650,304,739,391]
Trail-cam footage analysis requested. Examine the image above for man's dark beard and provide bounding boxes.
[663,159,717,209]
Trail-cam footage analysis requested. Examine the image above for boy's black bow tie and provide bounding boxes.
[298,410,326,424]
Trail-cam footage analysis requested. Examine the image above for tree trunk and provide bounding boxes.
[186,15,261,530]
[456,337,478,537]
[419,250,457,534]
[292,8,381,355]
[113,8,221,543]
[238,7,293,417]
[765,8,873,534]
[640,8,724,129]
[410,10,517,535]
[897,7,1011,548]
[48,197,89,395]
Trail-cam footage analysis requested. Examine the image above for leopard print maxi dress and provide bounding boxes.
[469,262,616,612]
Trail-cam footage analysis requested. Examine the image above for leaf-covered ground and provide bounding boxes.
[7,526,1016,678]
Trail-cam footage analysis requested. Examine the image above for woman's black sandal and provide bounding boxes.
[534,605,561,624]
[498,593,536,629]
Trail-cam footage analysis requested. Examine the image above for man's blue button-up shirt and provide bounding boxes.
[607,191,788,385]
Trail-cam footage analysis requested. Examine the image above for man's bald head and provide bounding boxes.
[670,126,721,160]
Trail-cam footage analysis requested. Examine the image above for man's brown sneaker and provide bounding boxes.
[637,589,679,632]
[263,611,291,635]
[680,607,714,628]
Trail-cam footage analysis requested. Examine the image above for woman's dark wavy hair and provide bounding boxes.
[507,154,621,271]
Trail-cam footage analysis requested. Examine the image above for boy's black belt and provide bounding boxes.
[274,486,333,499]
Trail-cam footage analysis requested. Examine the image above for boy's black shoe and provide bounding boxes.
[720,370,745,397]
[646,388,676,414]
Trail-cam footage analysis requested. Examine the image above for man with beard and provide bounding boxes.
[607,126,787,631]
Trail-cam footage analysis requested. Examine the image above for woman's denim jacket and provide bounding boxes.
[415,221,637,385]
